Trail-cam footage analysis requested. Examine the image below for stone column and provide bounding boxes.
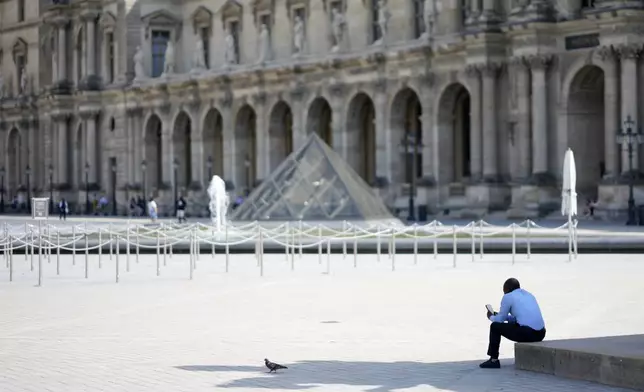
[511,56,531,180]
[289,86,307,150]
[188,104,203,187]
[219,95,236,189]
[125,109,135,185]
[83,11,98,89]
[418,74,436,184]
[81,112,99,185]
[253,94,269,181]
[618,44,641,173]
[54,18,68,84]
[116,1,127,83]
[374,79,389,180]
[465,65,483,181]
[133,110,143,184]
[26,120,37,191]
[598,46,620,178]
[529,54,552,177]
[329,84,347,158]
[159,106,173,187]
[480,63,500,180]
[54,115,69,186]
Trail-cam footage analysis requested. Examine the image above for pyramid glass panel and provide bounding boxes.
[231,133,398,222]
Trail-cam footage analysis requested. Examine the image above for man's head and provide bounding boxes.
[503,278,520,294]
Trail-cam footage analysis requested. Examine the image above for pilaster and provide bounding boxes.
[617,44,641,173]
[597,46,620,179]
[373,78,389,181]
[289,83,307,150]
[329,82,347,159]
[528,54,552,182]
[465,64,482,181]
[479,62,501,181]
[509,56,531,181]
[219,92,236,190]
[253,92,269,182]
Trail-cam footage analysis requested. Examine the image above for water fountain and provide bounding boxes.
[207,175,229,231]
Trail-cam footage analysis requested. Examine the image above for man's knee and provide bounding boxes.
[490,322,503,333]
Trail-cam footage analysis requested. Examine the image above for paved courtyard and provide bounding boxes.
[0,251,641,391]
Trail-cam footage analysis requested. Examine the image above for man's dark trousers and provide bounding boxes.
[487,322,546,359]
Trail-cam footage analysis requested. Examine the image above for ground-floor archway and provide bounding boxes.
[306,97,333,146]
[346,93,376,183]
[235,105,257,193]
[144,114,163,191]
[268,101,293,171]
[390,88,423,184]
[202,109,224,183]
[567,65,605,201]
[437,83,471,183]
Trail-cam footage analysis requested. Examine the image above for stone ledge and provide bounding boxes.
[515,335,644,390]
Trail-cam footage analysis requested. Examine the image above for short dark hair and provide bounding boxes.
[503,278,520,294]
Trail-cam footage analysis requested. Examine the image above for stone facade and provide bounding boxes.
[2,0,644,218]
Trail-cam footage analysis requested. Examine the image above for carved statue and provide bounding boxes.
[193,38,206,70]
[258,24,271,63]
[20,68,28,95]
[293,15,305,55]
[163,39,175,75]
[375,0,390,45]
[134,46,146,80]
[331,7,346,52]
[224,27,237,65]
[422,0,437,39]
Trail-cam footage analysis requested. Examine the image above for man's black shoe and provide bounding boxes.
[479,359,500,369]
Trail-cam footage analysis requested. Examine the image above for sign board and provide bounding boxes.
[32,198,49,220]
[565,34,599,51]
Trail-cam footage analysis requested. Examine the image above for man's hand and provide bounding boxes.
[487,311,498,320]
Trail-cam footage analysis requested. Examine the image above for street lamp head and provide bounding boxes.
[625,115,636,129]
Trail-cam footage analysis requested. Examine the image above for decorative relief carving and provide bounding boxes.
[374,77,387,92]
[508,56,528,70]
[464,64,479,78]
[617,44,642,60]
[478,62,503,77]
[328,81,345,97]
[191,6,213,35]
[252,91,267,106]
[219,90,233,108]
[527,54,553,71]
[596,46,617,62]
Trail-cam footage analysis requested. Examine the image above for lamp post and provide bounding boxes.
[84,162,90,215]
[173,158,179,215]
[111,161,117,216]
[26,165,31,213]
[48,164,54,214]
[616,115,644,225]
[0,166,5,214]
[207,155,213,181]
[244,155,251,194]
[399,133,423,222]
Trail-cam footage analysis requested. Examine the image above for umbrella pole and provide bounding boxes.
[567,210,573,263]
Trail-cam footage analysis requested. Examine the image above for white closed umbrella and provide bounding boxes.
[561,148,577,261]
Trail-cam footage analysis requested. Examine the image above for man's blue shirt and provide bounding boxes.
[490,288,545,330]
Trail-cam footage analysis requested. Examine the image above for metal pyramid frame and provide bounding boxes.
[230,133,397,222]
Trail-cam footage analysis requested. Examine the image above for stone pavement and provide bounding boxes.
[0,252,641,391]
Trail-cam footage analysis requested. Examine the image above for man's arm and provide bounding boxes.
[489,295,512,323]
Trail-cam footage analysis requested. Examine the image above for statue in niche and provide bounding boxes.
[330,7,346,53]
[224,27,237,66]
[133,46,146,80]
[422,0,438,39]
[163,39,175,75]
[293,15,305,56]
[257,24,271,64]
[374,0,390,45]
[193,37,206,70]
[20,68,28,95]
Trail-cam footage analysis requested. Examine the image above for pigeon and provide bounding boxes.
[264,358,288,373]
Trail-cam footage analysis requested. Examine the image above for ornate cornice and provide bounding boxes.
[508,56,529,70]
[596,46,618,63]
[465,64,479,78]
[478,62,503,77]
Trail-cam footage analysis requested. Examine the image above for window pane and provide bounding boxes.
[200,28,210,68]
[151,31,170,77]
[371,0,380,43]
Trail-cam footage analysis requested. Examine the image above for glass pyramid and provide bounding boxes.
[230,133,397,222]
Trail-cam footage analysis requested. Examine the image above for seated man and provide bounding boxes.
[480,278,546,369]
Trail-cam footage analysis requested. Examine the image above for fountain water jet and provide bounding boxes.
[208,175,229,231]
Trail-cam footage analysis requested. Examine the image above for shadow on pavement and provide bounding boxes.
[176,359,518,391]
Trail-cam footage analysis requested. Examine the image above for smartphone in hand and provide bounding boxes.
[485,304,495,314]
